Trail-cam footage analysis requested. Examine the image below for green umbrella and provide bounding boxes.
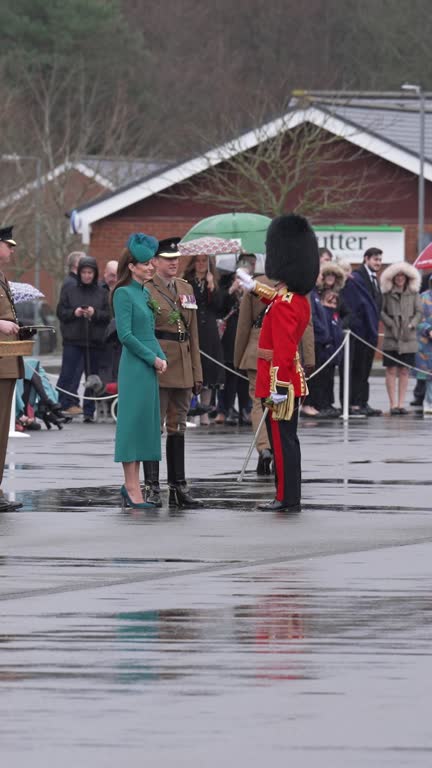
[182,212,272,254]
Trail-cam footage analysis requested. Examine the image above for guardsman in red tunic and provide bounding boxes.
[236,214,319,512]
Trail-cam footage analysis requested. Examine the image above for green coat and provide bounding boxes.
[113,280,166,462]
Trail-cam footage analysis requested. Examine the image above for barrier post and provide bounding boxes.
[342,330,350,422]
[8,384,30,438]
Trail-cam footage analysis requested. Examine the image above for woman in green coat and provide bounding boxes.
[113,233,167,508]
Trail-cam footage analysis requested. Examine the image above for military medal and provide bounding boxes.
[179,294,198,310]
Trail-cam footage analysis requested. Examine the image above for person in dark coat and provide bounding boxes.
[305,262,347,417]
[306,286,334,415]
[341,247,383,415]
[98,260,119,385]
[56,256,110,421]
[182,254,224,424]
[319,289,344,413]
[55,251,86,410]
[217,257,256,426]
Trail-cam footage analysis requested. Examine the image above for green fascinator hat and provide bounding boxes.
[127,233,159,263]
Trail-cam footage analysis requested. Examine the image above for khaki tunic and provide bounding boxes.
[234,276,316,371]
[146,273,202,389]
[0,272,23,379]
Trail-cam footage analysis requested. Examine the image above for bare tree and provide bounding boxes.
[0,56,153,289]
[165,105,409,220]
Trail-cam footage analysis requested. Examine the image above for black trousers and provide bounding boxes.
[58,344,102,416]
[264,398,301,505]
[223,362,250,413]
[413,378,426,403]
[350,338,375,407]
[308,364,335,410]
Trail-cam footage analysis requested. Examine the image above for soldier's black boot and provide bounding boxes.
[143,461,162,507]
[166,433,203,508]
[256,448,272,476]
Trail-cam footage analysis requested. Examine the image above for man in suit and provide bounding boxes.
[343,247,383,416]
[0,226,24,511]
[145,238,203,508]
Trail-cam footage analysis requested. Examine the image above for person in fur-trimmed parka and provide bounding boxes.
[318,262,346,294]
[380,261,422,414]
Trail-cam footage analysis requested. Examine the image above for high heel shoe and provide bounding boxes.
[120,485,156,509]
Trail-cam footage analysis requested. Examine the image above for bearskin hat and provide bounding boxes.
[265,213,320,295]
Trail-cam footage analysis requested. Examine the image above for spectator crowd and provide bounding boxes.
[14,244,432,475]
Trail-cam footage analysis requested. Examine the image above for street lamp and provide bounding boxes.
[401,83,425,253]
[0,153,42,290]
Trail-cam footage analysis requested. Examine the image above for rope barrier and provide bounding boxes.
[22,362,117,402]
[20,326,431,407]
[55,384,117,401]
[198,350,249,381]
[237,328,431,478]
[349,330,432,378]
[305,334,348,381]
[24,333,349,403]
[201,336,349,384]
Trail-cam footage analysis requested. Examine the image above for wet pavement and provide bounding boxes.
[2,379,432,766]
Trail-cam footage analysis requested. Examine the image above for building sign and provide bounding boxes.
[314,226,405,264]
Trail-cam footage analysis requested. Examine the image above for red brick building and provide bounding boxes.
[1,157,164,305]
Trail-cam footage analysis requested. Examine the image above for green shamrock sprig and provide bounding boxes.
[147,297,161,315]
[168,309,182,325]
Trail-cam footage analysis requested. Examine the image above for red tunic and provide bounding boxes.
[255,289,310,399]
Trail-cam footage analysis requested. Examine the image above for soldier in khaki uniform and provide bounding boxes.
[145,238,203,507]
[0,227,24,512]
[234,272,315,475]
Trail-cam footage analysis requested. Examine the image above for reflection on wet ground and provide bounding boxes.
[8,469,432,511]
[2,394,432,765]
[2,546,432,766]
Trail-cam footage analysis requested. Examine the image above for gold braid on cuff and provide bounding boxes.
[269,365,295,421]
[252,281,277,302]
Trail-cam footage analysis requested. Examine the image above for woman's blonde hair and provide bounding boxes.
[182,254,219,286]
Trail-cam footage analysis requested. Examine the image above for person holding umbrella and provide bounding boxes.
[236,214,319,512]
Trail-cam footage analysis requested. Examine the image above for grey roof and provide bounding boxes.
[308,97,432,163]
[72,94,432,227]
[81,156,171,187]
